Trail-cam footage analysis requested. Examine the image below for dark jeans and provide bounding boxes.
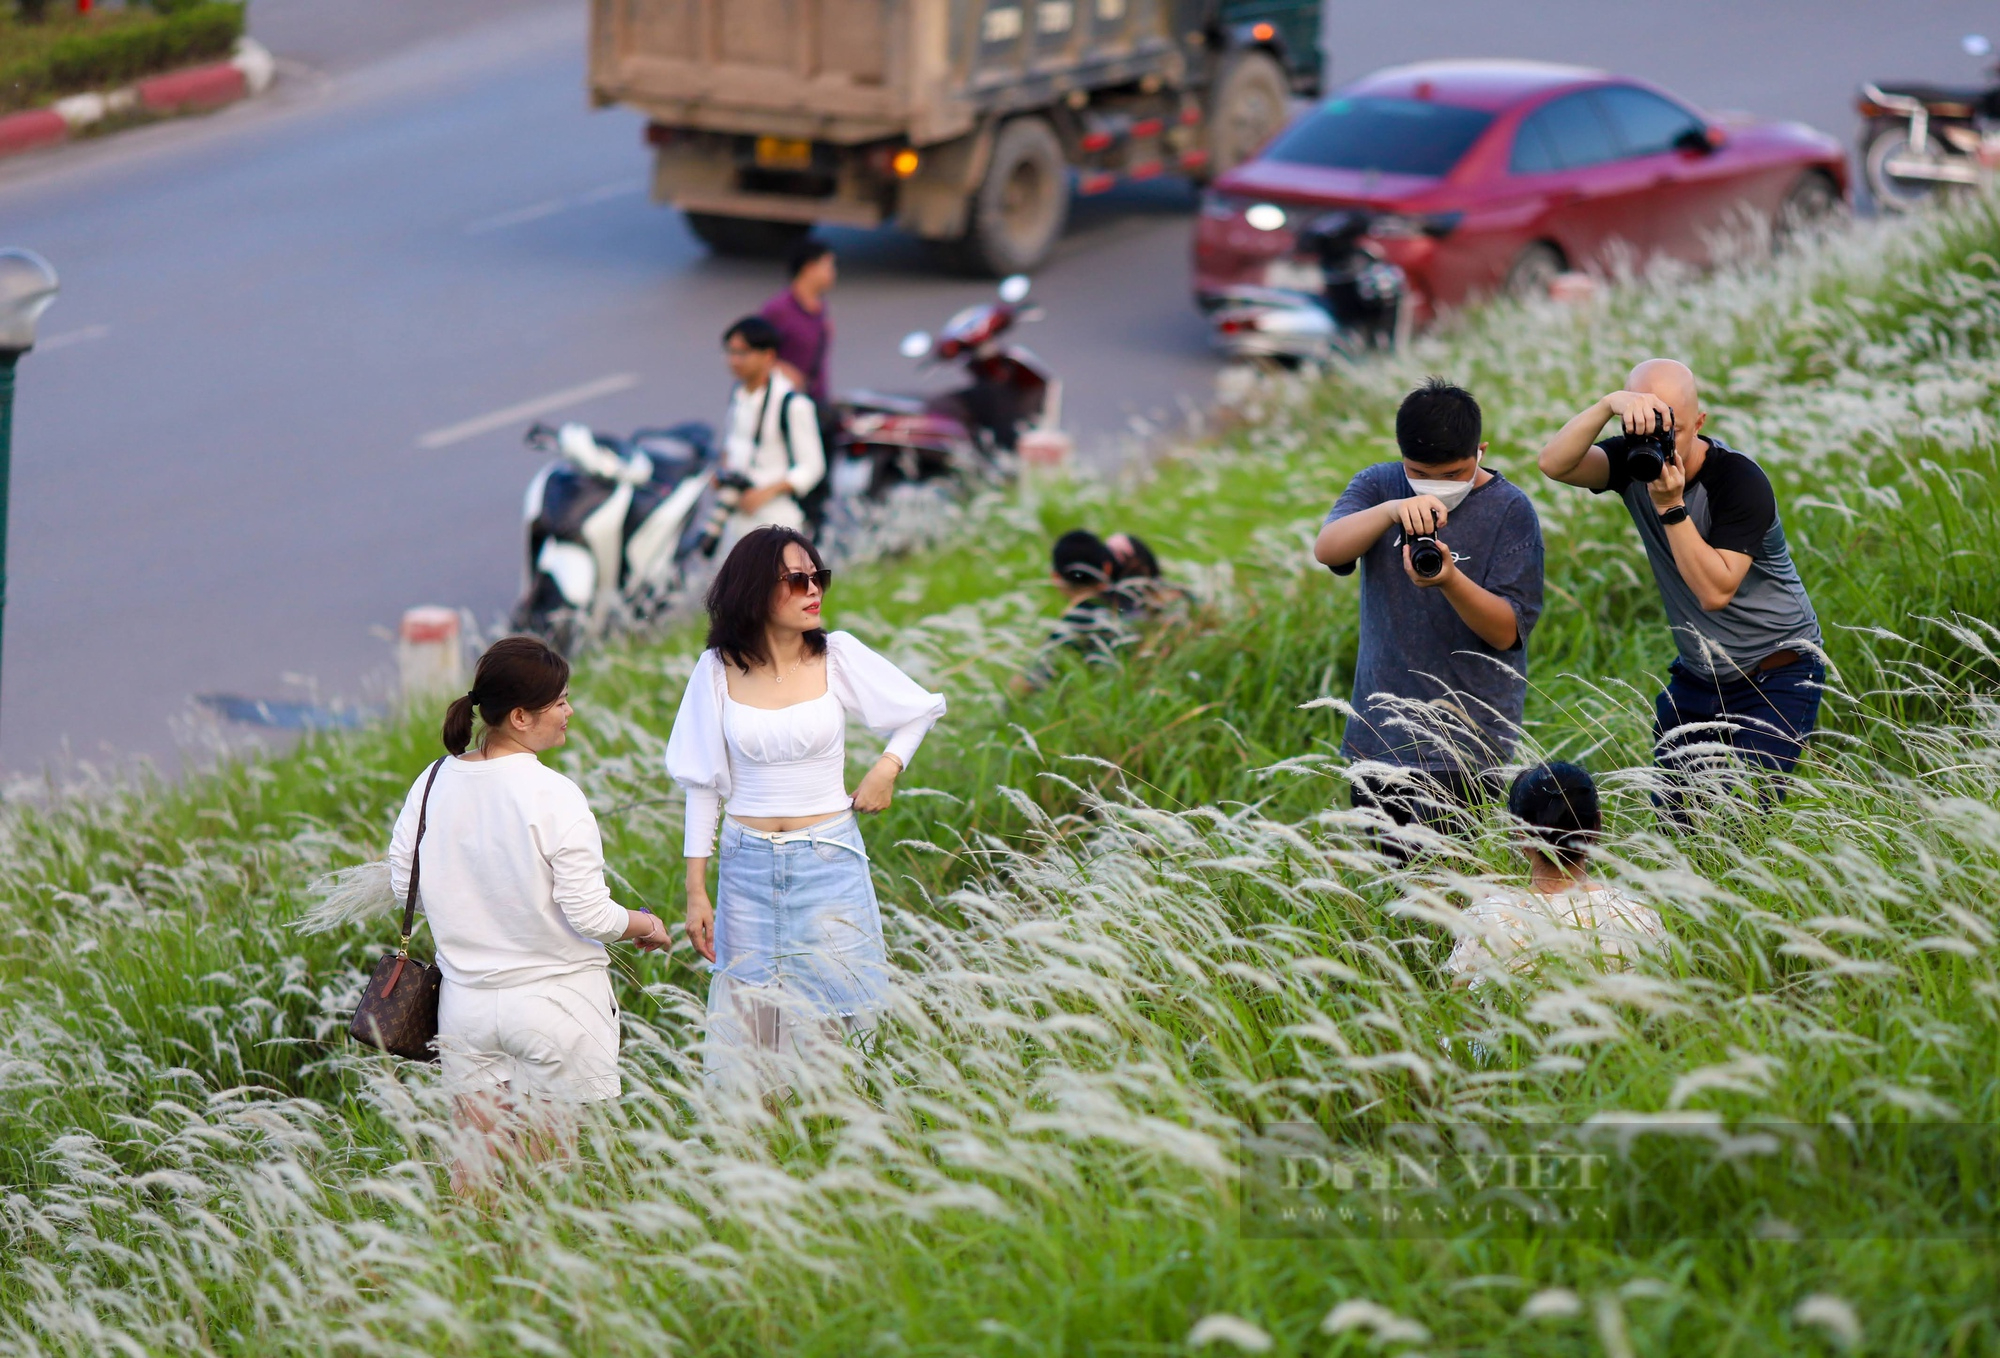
[1349,766,1501,860]
[1653,655,1825,823]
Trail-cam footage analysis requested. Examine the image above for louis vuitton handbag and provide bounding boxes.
[349,757,446,1061]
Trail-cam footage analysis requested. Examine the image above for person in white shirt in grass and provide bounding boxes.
[1444,761,1666,989]
[666,526,945,1090]
[388,635,668,1193]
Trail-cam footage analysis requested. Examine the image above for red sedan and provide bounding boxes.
[1194,60,1848,325]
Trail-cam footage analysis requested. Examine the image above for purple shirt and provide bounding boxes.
[759,288,832,406]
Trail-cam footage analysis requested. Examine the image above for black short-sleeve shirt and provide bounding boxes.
[1593,435,1819,676]
[1600,434,1777,554]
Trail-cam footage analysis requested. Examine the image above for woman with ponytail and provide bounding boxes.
[1443,762,1665,988]
[388,636,667,1184]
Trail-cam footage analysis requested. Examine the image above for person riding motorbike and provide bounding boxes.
[719,316,825,554]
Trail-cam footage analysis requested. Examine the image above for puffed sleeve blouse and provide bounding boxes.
[664,630,947,857]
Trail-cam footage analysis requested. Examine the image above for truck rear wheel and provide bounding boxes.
[954,117,1069,276]
[683,212,812,257]
[1206,50,1292,179]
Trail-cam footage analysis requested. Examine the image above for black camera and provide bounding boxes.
[1625,410,1678,483]
[693,471,754,557]
[1408,532,1447,579]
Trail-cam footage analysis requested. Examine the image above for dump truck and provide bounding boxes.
[587,0,1322,274]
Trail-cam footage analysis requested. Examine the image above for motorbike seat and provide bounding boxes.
[842,389,928,416]
[1872,80,1996,110]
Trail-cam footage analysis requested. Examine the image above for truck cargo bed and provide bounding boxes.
[590,0,1184,147]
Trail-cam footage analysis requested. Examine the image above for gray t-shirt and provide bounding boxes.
[1324,464,1545,771]
[1595,435,1820,678]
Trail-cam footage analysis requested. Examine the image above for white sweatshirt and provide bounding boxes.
[387,753,627,989]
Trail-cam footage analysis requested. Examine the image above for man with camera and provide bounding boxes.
[1538,359,1822,814]
[1314,378,1545,836]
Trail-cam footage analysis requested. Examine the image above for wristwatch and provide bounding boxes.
[1658,504,1690,526]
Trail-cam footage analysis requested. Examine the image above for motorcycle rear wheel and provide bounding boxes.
[1864,126,1953,213]
[512,573,587,658]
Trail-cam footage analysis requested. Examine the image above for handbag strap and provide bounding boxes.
[399,757,448,957]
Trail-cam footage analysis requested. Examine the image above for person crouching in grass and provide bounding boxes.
[1313,378,1545,850]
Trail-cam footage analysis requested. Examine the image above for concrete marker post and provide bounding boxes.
[398,606,465,703]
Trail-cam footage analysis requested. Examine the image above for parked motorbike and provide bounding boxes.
[1859,33,2000,211]
[511,419,739,653]
[826,273,1062,504]
[1204,209,1407,365]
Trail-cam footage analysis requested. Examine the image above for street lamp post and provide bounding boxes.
[0,249,60,722]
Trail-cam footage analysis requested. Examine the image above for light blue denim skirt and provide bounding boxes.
[711,811,887,1022]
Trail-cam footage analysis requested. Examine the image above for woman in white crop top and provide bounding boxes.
[665,527,946,1082]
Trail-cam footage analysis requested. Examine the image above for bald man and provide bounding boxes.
[1539,360,1822,817]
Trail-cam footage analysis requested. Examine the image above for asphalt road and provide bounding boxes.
[0,1,1993,774]
[0,2,1212,775]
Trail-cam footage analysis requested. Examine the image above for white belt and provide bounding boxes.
[726,810,862,853]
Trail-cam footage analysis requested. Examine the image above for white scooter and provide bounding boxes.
[1205,209,1408,366]
[511,420,744,653]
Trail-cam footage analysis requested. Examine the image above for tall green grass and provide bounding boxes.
[4,201,2000,1354]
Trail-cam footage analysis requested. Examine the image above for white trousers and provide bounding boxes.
[437,968,622,1102]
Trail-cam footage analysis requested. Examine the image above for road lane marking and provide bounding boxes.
[416,373,640,449]
[463,179,645,234]
[578,178,644,204]
[36,323,111,352]
[465,198,565,234]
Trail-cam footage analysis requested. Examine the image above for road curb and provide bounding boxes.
[0,37,274,162]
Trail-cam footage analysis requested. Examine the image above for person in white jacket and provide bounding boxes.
[719,315,826,550]
[665,526,945,1086]
[388,635,668,1189]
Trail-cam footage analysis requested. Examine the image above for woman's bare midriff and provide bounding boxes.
[729,808,848,833]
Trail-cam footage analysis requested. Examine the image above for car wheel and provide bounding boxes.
[1503,243,1566,300]
[1774,172,1844,249]
[955,117,1069,276]
[683,212,813,257]
[1863,126,1950,213]
[1206,50,1293,180]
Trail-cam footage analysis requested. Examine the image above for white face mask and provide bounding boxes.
[1406,452,1481,510]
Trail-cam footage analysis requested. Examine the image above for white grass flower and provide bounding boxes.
[1187,1314,1272,1351]
[295,859,396,933]
[1794,1294,1862,1351]
[1322,1299,1431,1344]
[1519,1288,1583,1320]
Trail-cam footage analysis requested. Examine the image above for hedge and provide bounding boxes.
[0,3,244,113]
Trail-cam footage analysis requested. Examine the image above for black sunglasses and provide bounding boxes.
[779,568,833,594]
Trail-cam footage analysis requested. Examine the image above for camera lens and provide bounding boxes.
[1409,533,1446,579]
[1626,442,1666,483]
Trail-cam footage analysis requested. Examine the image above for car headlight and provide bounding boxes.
[1244,203,1288,232]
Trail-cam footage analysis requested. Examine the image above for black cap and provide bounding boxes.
[1052,529,1114,586]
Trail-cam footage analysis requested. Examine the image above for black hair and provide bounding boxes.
[1109,532,1160,581]
[787,237,834,278]
[723,315,782,353]
[1052,529,1114,587]
[442,635,570,755]
[1395,376,1483,465]
[704,525,829,672]
[1507,762,1602,870]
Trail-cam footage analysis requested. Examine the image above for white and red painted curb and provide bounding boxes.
[0,37,273,161]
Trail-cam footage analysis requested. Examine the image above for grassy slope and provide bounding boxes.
[2,204,2000,1354]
